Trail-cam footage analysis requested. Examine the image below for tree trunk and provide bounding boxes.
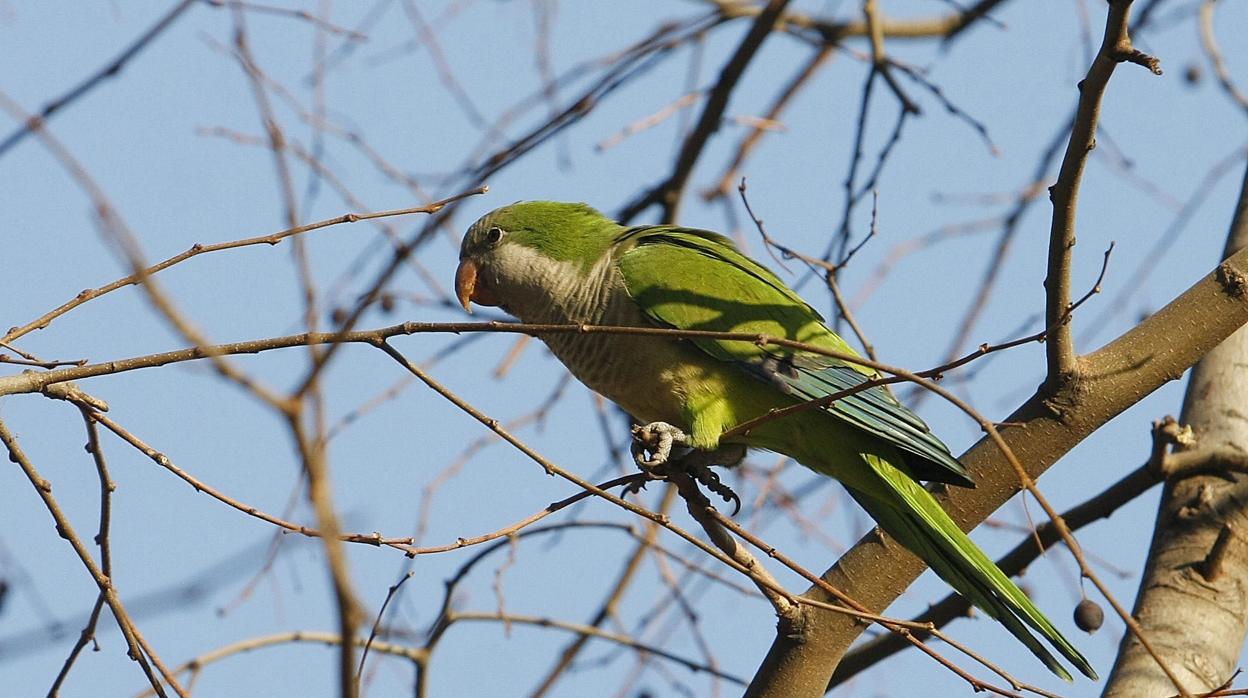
[1102,163,1248,696]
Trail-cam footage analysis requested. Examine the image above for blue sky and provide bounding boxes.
[2,1,1247,696]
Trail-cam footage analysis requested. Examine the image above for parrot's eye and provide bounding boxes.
[485,226,505,246]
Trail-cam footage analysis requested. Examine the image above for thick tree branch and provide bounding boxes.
[1044,0,1161,389]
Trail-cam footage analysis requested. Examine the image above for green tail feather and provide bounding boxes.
[848,461,1098,681]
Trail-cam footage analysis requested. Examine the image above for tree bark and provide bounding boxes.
[1101,162,1248,696]
[746,241,1248,695]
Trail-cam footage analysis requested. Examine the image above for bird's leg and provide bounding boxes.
[684,442,747,469]
[629,422,745,515]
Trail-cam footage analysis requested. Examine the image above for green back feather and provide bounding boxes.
[616,225,858,363]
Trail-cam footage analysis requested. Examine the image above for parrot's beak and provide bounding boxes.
[455,258,478,312]
[454,258,499,312]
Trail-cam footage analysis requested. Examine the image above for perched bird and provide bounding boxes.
[454,201,1096,681]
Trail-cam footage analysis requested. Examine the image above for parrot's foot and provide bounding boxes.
[629,423,744,515]
[630,421,689,468]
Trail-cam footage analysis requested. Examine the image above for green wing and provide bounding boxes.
[615,225,971,487]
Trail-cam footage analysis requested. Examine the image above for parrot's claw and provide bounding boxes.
[630,421,689,469]
[684,456,743,516]
[629,424,744,515]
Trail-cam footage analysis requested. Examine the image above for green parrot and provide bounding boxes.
[454,201,1096,681]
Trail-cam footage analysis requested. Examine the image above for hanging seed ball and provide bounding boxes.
[1184,63,1201,85]
[380,293,397,313]
[1074,598,1104,634]
[331,307,349,325]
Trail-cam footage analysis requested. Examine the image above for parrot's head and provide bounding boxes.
[455,201,621,316]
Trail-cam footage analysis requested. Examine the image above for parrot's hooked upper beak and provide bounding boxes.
[454,258,500,312]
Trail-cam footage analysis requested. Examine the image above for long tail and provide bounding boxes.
[849,454,1098,681]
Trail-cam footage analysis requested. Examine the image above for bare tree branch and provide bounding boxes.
[618,0,793,223]
[1045,0,1161,389]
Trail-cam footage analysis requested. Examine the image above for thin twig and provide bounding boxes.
[447,612,748,685]
[0,1,197,158]
[47,410,116,696]
[134,631,427,698]
[202,0,368,39]
[86,411,417,551]
[1,418,185,698]
[618,0,794,223]
[0,191,485,346]
[529,486,677,697]
[356,571,415,686]
[1198,0,1248,115]
[703,45,834,200]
